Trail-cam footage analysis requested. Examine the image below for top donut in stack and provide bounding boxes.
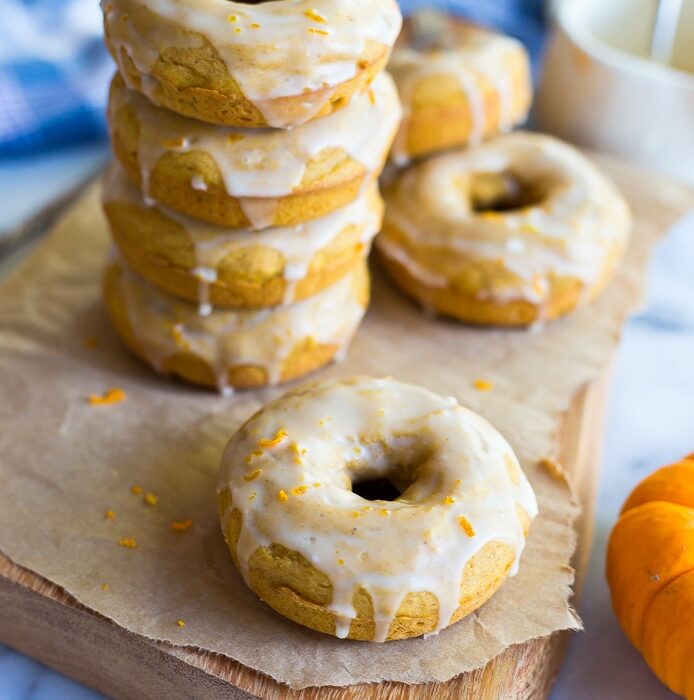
[99,0,403,391]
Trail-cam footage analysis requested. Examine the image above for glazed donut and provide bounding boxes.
[103,258,369,393]
[108,71,401,229]
[389,12,532,163]
[102,164,382,310]
[101,0,402,128]
[217,376,537,641]
[377,132,632,326]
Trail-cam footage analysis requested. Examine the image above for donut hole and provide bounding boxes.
[351,476,403,501]
[470,172,549,213]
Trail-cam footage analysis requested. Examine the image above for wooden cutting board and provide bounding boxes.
[0,372,606,700]
[0,156,691,700]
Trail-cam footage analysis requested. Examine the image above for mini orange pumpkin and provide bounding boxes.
[606,453,694,699]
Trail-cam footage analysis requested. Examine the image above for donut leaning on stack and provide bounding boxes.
[99,0,403,393]
[380,10,631,326]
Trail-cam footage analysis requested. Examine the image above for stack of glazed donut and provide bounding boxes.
[99,0,403,393]
[380,10,632,326]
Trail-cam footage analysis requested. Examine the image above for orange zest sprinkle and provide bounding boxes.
[227,14,237,22]
[100,582,110,592]
[234,27,242,34]
[473,378,494,392]
[479,211,504,222]
[277,489,289,503]
[520,223,539,235]
[89,387,126,406]
[504,454,520,484]
[163,136,187,149]
[458,516,475,537]
[379,509,390,516]
[443,496,456,506]
[258,429,287,448]
[144,492,158,506]
[308,27,329,35]
[351,511,362,518]
[248,492,257,502]
[250,22,260,28]
[118,538,138,549]
[170,518,194,533]
[292,485,308,496]
[176,619,186,628]
[290,442,307,456]
[227,133,244,144]
[130,484,142,495]
[105,508,116,519]
[337,558,345,566]
[304,8,327,22]
[313,482,322,488]
[243,469,262,482]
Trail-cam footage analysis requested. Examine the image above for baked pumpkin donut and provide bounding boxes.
[217,376,537,641]
[108,71,401,228]
[377,132,632,326]
[389,11,532,163]
[102,165,382,309]
[101,0,402,128]
[103,258,369,393]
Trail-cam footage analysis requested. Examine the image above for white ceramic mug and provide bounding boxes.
[534,0,694,184]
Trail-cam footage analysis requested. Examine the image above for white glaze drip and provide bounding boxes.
[103,165,383,306]
[379,132,632,307]
[218,377,538,641]
[112,260,368,392]
[102,0,402,128]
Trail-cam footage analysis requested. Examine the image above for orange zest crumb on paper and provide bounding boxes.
[118,538,137,549]
[130,484,142,495]
[277,489,289,503]
[89,387,126,406]
[458,516,475,537]
[473,378,494,392]
[176,619,186,628]
[170,518,194,533]
[104,508,116,519]
[539,457,564,480]
[100,582,110,592]
[443,496,456,506]
[291,485,308,496]
[144,492,158,507]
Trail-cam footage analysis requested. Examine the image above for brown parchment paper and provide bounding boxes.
[0,158,690,689]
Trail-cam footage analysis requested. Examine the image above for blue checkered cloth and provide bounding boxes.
[0,0,546,158]
[0,0,112,157]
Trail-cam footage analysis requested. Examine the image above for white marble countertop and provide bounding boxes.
[0,147,691,700]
